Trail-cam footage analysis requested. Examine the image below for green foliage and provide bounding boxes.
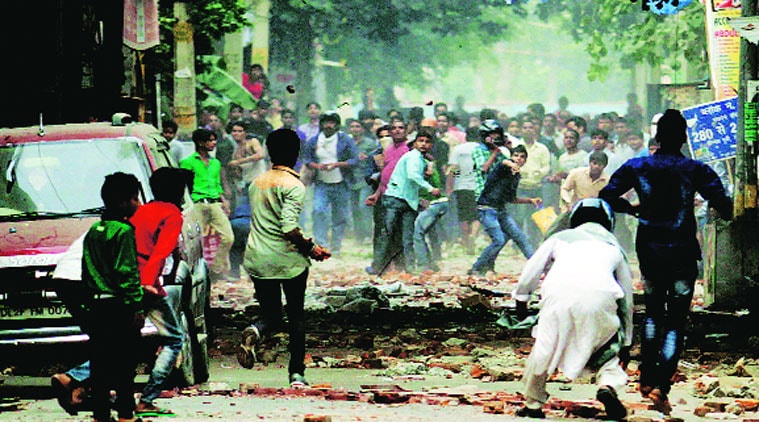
[534,0,707,82]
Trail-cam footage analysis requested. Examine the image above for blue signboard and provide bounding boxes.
[682,97,738,163]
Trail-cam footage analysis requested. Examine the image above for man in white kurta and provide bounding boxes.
[512,216,633,419]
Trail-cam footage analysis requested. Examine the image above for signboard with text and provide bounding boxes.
[682,97,738,163]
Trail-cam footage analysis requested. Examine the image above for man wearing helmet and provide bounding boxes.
[513,198,633,420]
[471,119,511,201]
[599,109,733,414]
[468,145,541,276]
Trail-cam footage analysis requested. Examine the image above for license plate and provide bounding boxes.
[0,304,70,320]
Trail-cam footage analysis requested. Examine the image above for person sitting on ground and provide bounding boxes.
[513,198,633,420]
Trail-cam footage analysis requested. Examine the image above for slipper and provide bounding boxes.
[135,406,176,417]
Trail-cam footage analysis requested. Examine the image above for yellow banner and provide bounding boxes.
[705,0,741,100]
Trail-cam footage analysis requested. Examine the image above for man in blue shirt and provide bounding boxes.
[373,129,440,274]
[599,109,733,414]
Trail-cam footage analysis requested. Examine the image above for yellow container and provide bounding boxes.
[531,206,558,234]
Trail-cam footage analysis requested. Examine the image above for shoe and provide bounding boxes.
[365,266,378,275]
[289,373,309,388]
[596,386,627,420]
[51,373,78,416]
[648,388,672,415]
[467,268,486,277]
[237,325,260,369]
[135,401,175,417]
[515,406,545,418]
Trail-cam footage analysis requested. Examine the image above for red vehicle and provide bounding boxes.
[0,116,210,385]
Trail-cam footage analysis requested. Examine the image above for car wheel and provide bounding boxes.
[190,303,210,383]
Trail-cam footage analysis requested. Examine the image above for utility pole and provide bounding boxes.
[705,0,759,311]
[173,2,197,134]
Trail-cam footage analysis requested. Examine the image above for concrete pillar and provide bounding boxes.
[173,2,197,134]
[250,0,270,71]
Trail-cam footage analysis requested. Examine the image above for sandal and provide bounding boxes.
[135,402,175,417]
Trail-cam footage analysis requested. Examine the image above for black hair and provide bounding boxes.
[192,128,213,146]
[567,116,587,131]
[479,108,498,121]
[358,109,376,121]
[319,111,341,127]
[408,106,424,123]
[590,129,609,140]
[564,128,580,141]
[588,151,609,167]
[656,109,687,148]
[306,102,321,110]
[415,127,436,141]
[257,99,271,109]
[511,144,528,159]
[267,129,301,167]
[101,172,141,211]
[162,120,178,132]
[150,167,192,208]
[376,124,393,139]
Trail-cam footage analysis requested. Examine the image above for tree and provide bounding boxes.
[534,0,707,82]
[269,0,528,114]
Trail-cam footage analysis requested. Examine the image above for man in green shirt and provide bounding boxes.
[238,129,331,388]
[180,128,235,281]
[81,172,144,422]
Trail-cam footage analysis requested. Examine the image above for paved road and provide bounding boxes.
[0,353,732,421]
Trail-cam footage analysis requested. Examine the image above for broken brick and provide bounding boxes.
[483,401,504,414]
[694,406,713,417]
[303,415,332,422]
[735,399,759,411]
[373,392,410,404]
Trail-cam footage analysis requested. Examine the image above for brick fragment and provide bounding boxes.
[483,401,504,414]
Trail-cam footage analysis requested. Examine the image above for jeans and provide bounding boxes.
[639,277,695,395]
[312,181,351,254]
[350,185,374,240]
[249,269,308,376]
[413,201,448,268]
[374,196,417,272]
[66,294,184,404]
[472,207,534,272]
[138,294,184,403]
[230,216,251,278]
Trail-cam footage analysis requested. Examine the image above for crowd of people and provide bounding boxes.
[49,72,735,420]
[164,91,669,281]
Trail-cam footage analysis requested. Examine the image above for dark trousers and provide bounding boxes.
[250,269,308,375]
[637,249,698,395]
[86,299,141,420]
[639,277,695,395]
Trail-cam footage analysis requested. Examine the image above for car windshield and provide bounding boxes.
[0,137,152,218]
